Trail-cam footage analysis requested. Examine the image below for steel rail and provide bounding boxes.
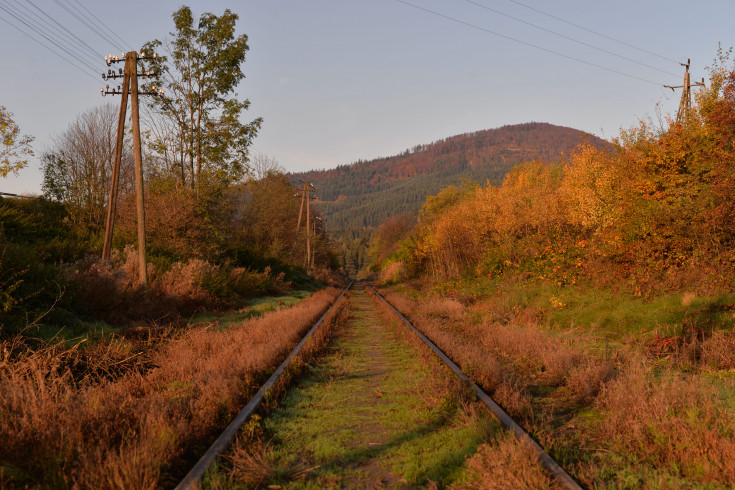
[368,284,582,490]
[175,282,353,490]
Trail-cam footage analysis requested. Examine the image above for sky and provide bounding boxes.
[1,0,733,194]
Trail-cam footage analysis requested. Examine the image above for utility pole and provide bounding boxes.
[100,51,163,285]
[305,183,311,271]
[665,59,705,123]
[289,182,307,264]
[311,216,321,269]
[290,180,316,271]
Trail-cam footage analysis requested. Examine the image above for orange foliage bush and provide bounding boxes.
[395,53,735,293]
[117,183,220,259]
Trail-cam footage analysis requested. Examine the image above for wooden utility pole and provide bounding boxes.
[102,56,132,261]
[665,59,705,123]
[100,51,162,285]
[290,180,316,270]
[129,55,148,285]
[290,182,307,264]
[305,183,311,271]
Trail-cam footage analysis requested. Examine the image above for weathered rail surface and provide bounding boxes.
[368,284,582,490]
[175,282,353,490]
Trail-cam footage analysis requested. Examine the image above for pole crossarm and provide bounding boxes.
[664,58,705,123]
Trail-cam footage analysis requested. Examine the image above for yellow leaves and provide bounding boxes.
[549,296,566,309]
[0,106,34,178]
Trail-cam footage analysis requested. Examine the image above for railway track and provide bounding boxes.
[175,281,581,489]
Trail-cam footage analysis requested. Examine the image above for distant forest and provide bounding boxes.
[293,122,610,239]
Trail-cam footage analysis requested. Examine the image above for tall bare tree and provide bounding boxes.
[249,153,284,181]
[42,104,134,227]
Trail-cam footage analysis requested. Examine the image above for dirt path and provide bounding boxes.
[228,284,490,488]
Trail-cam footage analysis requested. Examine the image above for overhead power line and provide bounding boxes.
[0,13,100,83]
[395,0,667,86]
[72,0,132,51]
[0,4,100,77]
[462,0,680,77]
[50,0,122,49]
[21,0,104,60]
[504,0,680,65]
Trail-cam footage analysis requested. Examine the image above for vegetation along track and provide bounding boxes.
[176,282,354,489]
[176,282,580,488]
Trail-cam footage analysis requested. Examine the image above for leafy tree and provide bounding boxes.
[368,213,415,270]
[142,5,262,194]
[0,106,34,178]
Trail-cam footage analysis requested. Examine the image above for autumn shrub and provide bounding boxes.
[368,213,415,271]
[117,182,221,261]
[67,247,179,323]
[0,287,342,488]
[388,52,735,296]
[700,329,735,369]
[158,258,216,301]
[67,247,292,324]
[378,260,405,284]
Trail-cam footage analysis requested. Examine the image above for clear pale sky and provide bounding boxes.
[1,0,733,194]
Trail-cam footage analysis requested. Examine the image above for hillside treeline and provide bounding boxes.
[377,54,735,294]
[298,123,608,236]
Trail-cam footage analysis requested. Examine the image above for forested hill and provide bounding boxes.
[293,122,610,238]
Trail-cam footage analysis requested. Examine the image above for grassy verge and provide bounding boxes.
[190,290,314,330]
[423,275,735,338]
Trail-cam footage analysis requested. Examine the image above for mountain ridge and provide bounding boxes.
[292,122,611,238]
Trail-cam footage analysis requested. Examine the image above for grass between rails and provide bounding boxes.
[379,278,735,488]
[205,284,556,489]
[0,287,344,489]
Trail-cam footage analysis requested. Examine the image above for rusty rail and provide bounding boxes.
[175,282,353,490]
[368,284,582,490]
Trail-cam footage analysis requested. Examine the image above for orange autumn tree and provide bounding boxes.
[392,48,735,290]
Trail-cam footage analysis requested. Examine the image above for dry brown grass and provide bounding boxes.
[381,292,505,392]
[457,432,559,490]
[700,329,735,370]
[380,290,614,409]
[378,285,735,487]
[228,439,315,487]
[422,296,466,319]
[68,247,290,324]
[0,288,342,488]
[588,356,735,485]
